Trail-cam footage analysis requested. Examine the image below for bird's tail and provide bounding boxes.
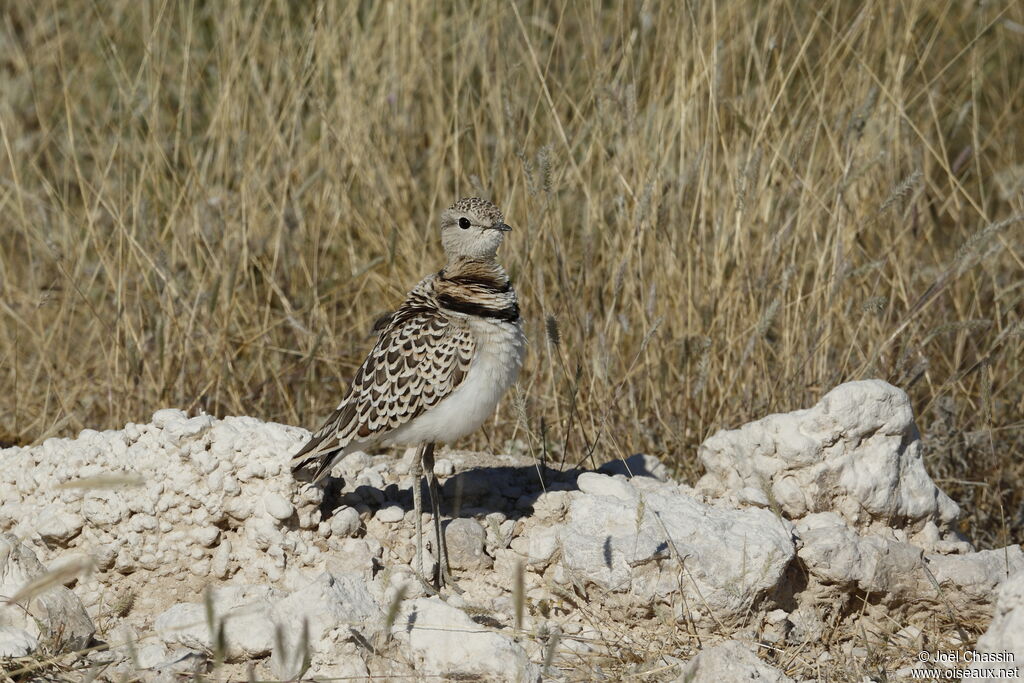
[290,445,341,484]
[291,405,355,483]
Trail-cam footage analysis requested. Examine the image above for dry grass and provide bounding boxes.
[1,1,1022,547]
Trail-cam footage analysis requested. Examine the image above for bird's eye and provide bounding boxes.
[458,217,471,229]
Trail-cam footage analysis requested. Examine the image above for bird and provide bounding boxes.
[291,197,526,591]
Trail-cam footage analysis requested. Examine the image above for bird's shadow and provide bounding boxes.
[315,454,664,525]
[319,462,584,523]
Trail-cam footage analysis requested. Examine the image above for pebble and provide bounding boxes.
[340,451,371,477]
[151,409,187,429]
[36,505,85,544]
[330,507,362,537]
[575,471,638,502]
[211,539,232,578]
[444,518,492,570]
[262,492,295,521]
[375,505,406,523]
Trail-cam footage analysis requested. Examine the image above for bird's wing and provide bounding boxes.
[290,303,476,481]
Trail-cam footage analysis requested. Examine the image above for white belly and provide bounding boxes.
[380,319,526,447]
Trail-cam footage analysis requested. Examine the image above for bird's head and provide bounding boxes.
[439,197,512,261]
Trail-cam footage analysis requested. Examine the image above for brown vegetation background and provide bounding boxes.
[1,1,1022,545]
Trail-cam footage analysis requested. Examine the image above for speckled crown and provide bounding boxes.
[448,197,504,225]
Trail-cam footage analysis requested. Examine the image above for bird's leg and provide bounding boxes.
[422,443,444,588]
[409,445,437,596]
[423,443,462,594]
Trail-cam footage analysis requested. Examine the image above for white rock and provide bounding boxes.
[1,389,1015,674]
[0,626,38,657]
[297,485,324,507]
[164,414,215,445]
[434,458,455,477]
[245,517,284,550]
[149,648,208,677]
[223,494,253,521]
[326,538,382,575]
[338,451,371,478]
[576,472,638,502]
[0,534,94,652]
[736,486,771,507]
[269,572,382,679]
[210,538,232,579]
[375,505,406,523]
[678,640,793,682]
[761,609,791,644]
[927,548,1024,619]
[191,449,216,474]
[444,518,492,570]
[82,491,128,527]
[890,624,923,649]
[106,622,138,650]
[36,504,85,545]
[108,623,169,669]
[114,547,135,574]
[965,569,1024,679]
[223,473,241,496]
[124,422,141,441]
[394,597,539,681]
[697,380,960,535]
[330,506,362,538]
[191,526,220,547]
[787,603,827,644]
[154,585,282,661]
[796,512,1024,618]
[153,604,220,648]
[510,524,559,568]
[262,491,294,521]
[796,512,923,595]
[151,409,188,429]
[189,559,211,577]
[135,642,171,669]
[558,485,794,624]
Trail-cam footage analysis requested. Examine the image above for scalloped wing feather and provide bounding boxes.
[290,303,475,482]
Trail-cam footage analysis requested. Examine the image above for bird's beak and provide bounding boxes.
[491,222,513,232]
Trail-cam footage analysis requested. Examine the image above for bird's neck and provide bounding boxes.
[440,256,509,287]
[435,256,518,322]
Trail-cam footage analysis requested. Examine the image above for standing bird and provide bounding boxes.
[291,197,526,591]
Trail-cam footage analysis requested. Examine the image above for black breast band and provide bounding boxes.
[437,294,520,322]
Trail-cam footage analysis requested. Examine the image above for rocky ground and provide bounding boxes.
[1,380,1022,681]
